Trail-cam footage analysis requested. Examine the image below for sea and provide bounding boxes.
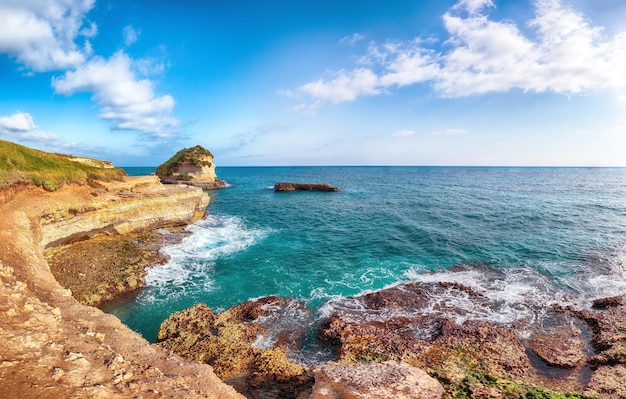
[106,166,626,363]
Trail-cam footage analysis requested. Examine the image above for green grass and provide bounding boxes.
[0,139,125,190]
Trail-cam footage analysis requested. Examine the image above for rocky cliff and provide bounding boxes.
[0,176,243,398]
[156,145,226,190]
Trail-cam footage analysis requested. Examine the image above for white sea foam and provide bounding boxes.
[142,214,269,302]
[317,264,579,338]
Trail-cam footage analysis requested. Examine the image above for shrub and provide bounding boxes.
[43,179,58,192]
[176,174,194,181]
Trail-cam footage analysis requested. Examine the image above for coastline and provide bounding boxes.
[1,170,626,398]
[0,176,243,398]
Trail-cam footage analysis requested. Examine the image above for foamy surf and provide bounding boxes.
[316,262,613,339]
[141,214,270,303]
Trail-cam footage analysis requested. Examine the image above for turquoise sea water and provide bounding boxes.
[109,167,626,360]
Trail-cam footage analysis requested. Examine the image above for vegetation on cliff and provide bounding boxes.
[0,139,125,190]
[155,145,213,179]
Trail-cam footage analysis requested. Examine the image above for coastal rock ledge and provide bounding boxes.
[0,176,242,398]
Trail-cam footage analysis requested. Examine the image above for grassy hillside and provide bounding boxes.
[0,139,125,191]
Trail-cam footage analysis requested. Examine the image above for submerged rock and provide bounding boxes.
[274,182,339,192]
[310,361,444,399]
[528,325,586,368]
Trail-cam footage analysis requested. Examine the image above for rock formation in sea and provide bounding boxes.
[156,145,227,189]
[274,182,339,192]
[0,141,242,398]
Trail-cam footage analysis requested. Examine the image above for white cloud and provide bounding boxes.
[0,1,180,140]
[392,129,417,138]
[0,112,61,144]
[123,25,140,46]
[299,68,381,103]
[52,51,179,138]
[340,33,365,46]
[293,0,626,104]
[0,0,95,71]
[453,0,494,14]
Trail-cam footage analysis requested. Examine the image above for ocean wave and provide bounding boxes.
[141,214,270,302]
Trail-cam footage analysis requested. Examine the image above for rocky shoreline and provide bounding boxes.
[0,176,243,398]
[2,174,626,399]
[45,228,189,307]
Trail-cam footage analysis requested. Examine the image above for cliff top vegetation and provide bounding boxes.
[0,139,125,191]
[155,145,213,178]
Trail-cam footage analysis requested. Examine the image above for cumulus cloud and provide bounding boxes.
[292,0,626,105]
[52,51,179,138]
[0,0,95,71]
[0,112,61,144]
[0,1,180,140]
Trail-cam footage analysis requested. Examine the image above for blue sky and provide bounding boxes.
[1,0,626,166]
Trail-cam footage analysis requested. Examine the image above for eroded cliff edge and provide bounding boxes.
[0,176,243,399]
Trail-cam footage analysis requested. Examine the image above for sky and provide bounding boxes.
[1,0,626,166]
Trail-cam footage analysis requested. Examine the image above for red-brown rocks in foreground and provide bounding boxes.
[528,325,586,368]
[156,296,315,398]
[310,361,444,399]
[592,296,625,310]
[274,182,339,192]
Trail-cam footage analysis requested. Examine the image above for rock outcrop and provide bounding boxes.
[156,145,226,189]
[274,182,339,192]
[156,297,315,398]
[317,279,626,398]
[310,361,444,399]
[39,176,209,247]
[0,177,242,398]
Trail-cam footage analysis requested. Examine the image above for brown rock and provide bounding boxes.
[529,325,586,368]
[585,364,626,399]
[274,182,339,192]
[593,296,625,310]
[157,297,315,398]
[310,361,443,399]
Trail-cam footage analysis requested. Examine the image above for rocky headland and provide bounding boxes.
[0,172,242,398]
[156,145,227,190]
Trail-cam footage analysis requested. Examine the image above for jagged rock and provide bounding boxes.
[318,282,535,383]
[528,325,586,368]
[593,296,625,310]
[310,361,443,399]
[585,364,626,399]
[156,145,227,189]
[274,182,339,192]
[157,297,315,398]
